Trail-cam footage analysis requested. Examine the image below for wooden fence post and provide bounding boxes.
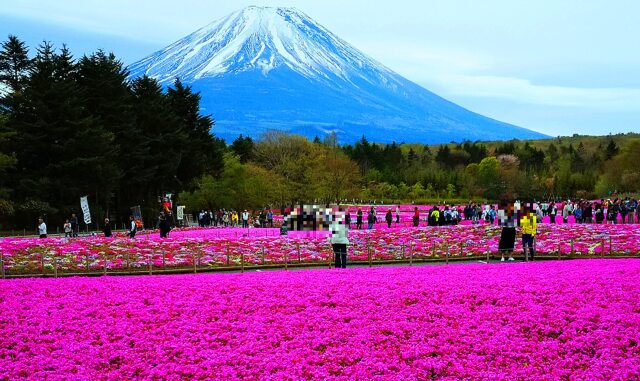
[53,253,58,278]
[226,244,230,266]
[261,245,265,265]
[409,243,414,266]
[41,252,45,275]
[103,253,107,276]
[401,244,405,260]
[609,237,613,256]
[297,243,301,263]
[148,254,153,275]
[126,253,131,275]
[241,252,245,273]
[85,254,89,272]
[368,242,372,268]
[570,239,574,256]
[459,243,464,257]
[0,251,5,279]
[193,253,197,274]
[432,244,436,258]
[445,243,449,265]
[601,239,605,258]
[284,250,288,270]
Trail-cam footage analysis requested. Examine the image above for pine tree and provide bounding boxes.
[12,41,58,202]
[0,35,32,100]
[167,78,225,182]
[605,139,619,160]
[231,134,255,163]
[131,75,187,213]
[76,50,131,217]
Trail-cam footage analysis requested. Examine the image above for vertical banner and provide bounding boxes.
[80,196,92,224]
[177,206,185,221]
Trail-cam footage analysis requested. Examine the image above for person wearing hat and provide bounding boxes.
[242,209,249,228]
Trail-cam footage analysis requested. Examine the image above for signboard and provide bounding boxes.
[80,196,91,224]
[177,206,185,221]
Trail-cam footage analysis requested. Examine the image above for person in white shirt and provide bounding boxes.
[128,215,137,238]
[328,209,350,268]
[242,210,249,228]
[63,219,72,238]
[38,218,47,238]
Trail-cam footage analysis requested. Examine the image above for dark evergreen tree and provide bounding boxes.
[76,50,132,219]
[605,139,619,160]
[0,35,32,99]
[435,145,451,166]
[231,134,255,163]
[407,147,417,164]
[130,75,186,214]
[167,78,225,182]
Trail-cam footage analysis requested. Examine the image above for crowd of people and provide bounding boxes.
[197,208,275,229]
[32,197,638,244]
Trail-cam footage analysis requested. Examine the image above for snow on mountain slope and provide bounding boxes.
[128,6,548,144]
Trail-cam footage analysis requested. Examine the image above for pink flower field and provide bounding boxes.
[1,259,639,380]
[2,224,639,276]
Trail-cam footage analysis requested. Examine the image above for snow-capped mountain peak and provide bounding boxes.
[128,7,548,144]
[129,6,393,85]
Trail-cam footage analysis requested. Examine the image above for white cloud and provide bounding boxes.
[434,74,640,111]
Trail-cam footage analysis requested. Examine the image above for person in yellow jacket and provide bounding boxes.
[430,208,440,226]
[520,209,537,261]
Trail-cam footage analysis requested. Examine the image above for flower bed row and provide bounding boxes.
[1,224,639,276]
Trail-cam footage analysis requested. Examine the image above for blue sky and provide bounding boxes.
[2,0,639,137]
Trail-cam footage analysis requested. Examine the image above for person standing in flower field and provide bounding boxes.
[548,202,556,224]
[520,206,537,261]
[63,219,72,238]
[70,213,79,237]
[430,207,440,226]
[367,207,375,229]
[128,215,137,238]
[413,206,420,227]
[385,208,393,228]
[158,212,171,238]
[356,207,363,230]
[103,218,112,238]
[395,205,400,224]
[242,209,249,228]
[267,209,274,227]
[38,217,47,239]
[328,208,349,268]
[498,202,517,262]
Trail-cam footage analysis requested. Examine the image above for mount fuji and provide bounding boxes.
[128,6,547,144]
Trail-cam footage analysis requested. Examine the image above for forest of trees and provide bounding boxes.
[0,36,225,230]
[1,35,639,230]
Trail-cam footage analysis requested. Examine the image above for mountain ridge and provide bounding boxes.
[128,6,549,144]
